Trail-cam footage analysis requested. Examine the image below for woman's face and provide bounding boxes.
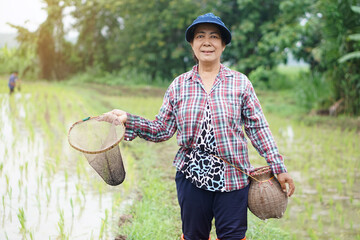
[190,23,226,65]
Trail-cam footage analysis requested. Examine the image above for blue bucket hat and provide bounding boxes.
[185,13,231,45]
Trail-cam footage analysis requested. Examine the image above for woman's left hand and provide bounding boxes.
[97,109,127,125]
[277,172,295,197]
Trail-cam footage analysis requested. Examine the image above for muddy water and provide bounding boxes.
[0,93,132,239]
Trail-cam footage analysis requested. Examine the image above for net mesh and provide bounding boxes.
[68,117,126,186]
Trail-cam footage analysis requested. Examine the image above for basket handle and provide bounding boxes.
[211,154,273,183]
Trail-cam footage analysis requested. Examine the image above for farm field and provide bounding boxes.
[0,78,359,239]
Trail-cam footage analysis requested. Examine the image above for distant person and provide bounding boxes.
[99,13,295,240]
[8,71,19,94]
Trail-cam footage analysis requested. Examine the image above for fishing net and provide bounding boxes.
[248,166,288,220]
[68,117,126,186]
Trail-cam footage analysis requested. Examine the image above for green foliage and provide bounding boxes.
[292,0,360,115]
[249,66,292,91]
[107,0,216,80]
[3,0,360,115]
[0,27,39,78]
[338,6,360,63]
[338,51,360,62]
[295,71,334,111]
[3,0,310,82]
[220,0,310,75]
[67,66,168,88]
[71,0,113,71]
[318,0,360,115]
[6,0,80,80]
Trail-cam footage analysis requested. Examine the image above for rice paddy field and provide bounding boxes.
[0,78,359,239]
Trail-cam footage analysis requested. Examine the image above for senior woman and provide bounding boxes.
[100,13,295,240]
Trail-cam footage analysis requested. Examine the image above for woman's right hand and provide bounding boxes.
[97,109,127,125]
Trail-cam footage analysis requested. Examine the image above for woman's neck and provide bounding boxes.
[198,61,221,93]
[198,61,221,76]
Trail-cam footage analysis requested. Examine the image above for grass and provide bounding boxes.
[0,78,138,239]
[1,73,359,239]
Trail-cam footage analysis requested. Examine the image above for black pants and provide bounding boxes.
[176,171,249,240]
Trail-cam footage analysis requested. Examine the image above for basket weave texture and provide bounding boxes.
[248,166,288,220]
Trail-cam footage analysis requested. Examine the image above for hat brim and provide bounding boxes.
[185,21,231,45]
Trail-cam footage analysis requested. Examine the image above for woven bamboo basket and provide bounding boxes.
[248,166,288,220]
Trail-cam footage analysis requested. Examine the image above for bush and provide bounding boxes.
[295,71,334,112]
[68,67,168,87]
[249,66,292,90]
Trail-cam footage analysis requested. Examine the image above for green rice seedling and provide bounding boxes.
[2,195,5,211]
[24,187,28,209]
[75,183,86,205]
[5,173,9,192]
[317,216,323,233]
[36,194,41,214]
[64,170,69,185]
[305,202,314,219]
[98,209,109,240]
[36,174,43,192]
[17,179,22,196]
[328,206,335,224]
[45,182,52,204]
[57,209,68,240]
[70,198,74,218]
[92,180,105,197]
[335,202,343,217]
[316,183,323,203]
[336,181,344,193]
[7,187,12,202]
[307,228,319,240]
[24,162,28,179]
[17,207,26,234]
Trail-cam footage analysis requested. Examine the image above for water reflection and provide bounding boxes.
[0,93,128,239]
[279,125,294,146]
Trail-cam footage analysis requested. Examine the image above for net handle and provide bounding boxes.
[68,116,125,154]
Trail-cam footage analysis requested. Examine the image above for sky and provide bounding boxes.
[0,0,47,33]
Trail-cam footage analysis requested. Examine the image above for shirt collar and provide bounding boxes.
[185,64,233,82]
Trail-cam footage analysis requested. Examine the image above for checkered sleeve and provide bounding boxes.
[123,86,177,142]
[242,80,287,174]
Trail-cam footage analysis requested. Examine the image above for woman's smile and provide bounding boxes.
[190,23,226,65]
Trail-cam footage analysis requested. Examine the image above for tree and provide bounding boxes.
[218,0,310,75]
[2,24,39,78]
[338,6,360,63]
[70,0,111,71]
[293,0,360,115]
[110,0,217,80]
[8,0,79,80]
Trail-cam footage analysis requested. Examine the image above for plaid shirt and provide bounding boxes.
[125,64,287,191]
